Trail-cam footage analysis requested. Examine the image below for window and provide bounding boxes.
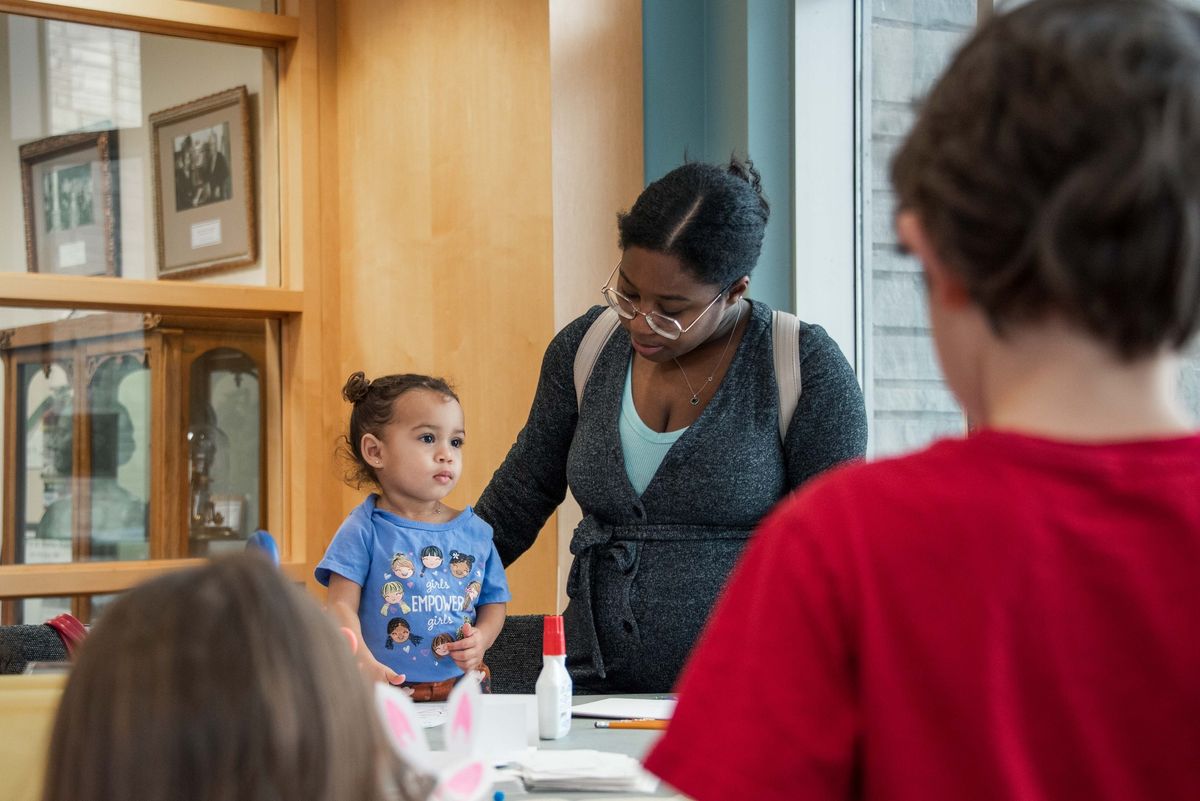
[857,1,979,458]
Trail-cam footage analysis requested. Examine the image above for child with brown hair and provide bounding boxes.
[317,372,509,699]
[647,1,1200,799]
[40,553,428,801]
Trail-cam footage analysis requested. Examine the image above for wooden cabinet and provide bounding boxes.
[1,313,266,622]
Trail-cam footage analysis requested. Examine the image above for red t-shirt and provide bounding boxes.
[645,430,1200,801]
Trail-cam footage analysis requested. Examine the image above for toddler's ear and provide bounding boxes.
[374,682,431,768]
[431,759,492,801]
[444,672,482,756]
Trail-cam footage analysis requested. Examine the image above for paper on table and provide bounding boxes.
[570,697,675,720]
[414,703,446,728]
[511,749,659,794]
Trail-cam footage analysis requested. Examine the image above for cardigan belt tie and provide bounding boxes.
[566,515,753,679]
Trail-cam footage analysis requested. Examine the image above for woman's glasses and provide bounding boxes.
[600,262,728,341]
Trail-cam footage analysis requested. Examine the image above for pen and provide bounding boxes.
[593,719,669,730]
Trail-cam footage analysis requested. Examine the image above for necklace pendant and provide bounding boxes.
[690,396,700,406]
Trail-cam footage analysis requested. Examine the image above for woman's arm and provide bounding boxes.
[784,324,868,489]
[476,308,604,565]
[326,574,406,686]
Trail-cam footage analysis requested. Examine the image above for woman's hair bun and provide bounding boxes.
[726,154,764,195]
[726,154,769,216]
[342,371,371,404]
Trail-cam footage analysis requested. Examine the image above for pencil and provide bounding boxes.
[593,719,669,730]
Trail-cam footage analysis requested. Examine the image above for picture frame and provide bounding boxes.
[149,86,256,280]
[20,130,120,277]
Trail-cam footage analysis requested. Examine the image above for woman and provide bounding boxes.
[477,158,867,692]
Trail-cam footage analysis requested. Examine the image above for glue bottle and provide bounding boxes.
[536,614,572,739]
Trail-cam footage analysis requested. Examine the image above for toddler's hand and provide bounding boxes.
[445,621,485,672]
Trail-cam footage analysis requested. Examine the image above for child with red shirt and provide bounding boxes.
[645,2,1200,800]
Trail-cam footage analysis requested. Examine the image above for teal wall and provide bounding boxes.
[642,0,794,312]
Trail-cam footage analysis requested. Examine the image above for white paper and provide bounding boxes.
[476,694,538,764]
[190,219,222,249]
[511,749,659,793]
[415,703,446,728]
[570,697,675,720]
[58,241,86,269]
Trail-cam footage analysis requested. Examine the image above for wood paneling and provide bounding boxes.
[332,0,558,612]
[321,0,644,613]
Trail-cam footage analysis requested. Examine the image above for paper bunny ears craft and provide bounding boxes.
[374,674,494,801]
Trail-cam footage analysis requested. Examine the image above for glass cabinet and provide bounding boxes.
[1,312,266,623]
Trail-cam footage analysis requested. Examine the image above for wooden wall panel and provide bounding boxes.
[332,0,558,612]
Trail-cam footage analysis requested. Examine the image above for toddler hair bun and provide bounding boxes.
[342,371,371,404]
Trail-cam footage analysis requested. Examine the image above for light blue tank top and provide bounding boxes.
[620,358,686,495]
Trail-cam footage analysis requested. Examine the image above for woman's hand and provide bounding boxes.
[445,621,486,672]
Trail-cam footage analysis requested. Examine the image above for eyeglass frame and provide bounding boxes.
[600,261,733,341]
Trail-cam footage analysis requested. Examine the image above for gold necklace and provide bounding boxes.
[673,301,742,406]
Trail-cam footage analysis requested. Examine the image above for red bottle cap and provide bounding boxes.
[542,615,566,656]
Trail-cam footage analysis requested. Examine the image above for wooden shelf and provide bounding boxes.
[0,273,302,317]
[0,560,308,598]
[0,0,298,47]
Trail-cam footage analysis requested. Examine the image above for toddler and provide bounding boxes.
[317,372,510,699]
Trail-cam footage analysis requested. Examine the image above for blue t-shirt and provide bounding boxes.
[315,495,512,682]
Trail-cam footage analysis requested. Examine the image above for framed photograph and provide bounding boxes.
[20,130,120,276]
[149,86,256,279]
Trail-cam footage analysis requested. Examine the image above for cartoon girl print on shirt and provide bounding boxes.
[463,580,481,609]
[449,550,475,579]
[420,545,443,576]
[380,581,411,615]
[430,632,454,663]
[384,617,423,651]
[390,553,415,580]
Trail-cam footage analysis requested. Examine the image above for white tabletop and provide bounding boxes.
[427,694,679,799]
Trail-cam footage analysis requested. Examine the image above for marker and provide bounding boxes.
[593,719,668,730]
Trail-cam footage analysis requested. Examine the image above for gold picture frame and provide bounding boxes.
[149,86,256,279]
[20,130,120,276]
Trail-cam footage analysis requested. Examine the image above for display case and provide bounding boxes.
[1,312,266,623]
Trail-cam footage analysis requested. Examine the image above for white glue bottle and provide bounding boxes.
[536,614,572,739]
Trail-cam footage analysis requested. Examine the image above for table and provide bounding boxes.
[427,694,682,799]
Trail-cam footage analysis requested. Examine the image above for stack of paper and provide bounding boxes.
[571,697,676,719]
[511,749,659,794]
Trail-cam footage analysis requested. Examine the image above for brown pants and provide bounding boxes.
[404,663,492,702]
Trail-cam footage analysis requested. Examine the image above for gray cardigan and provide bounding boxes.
[476,300,867,692]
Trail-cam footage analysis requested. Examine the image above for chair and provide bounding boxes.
[0,625,68,675]
[486,614,545,694]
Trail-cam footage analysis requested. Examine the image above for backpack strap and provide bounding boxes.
[772,309,803,442]
[574,307,622,409]
[574,306,803,444]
